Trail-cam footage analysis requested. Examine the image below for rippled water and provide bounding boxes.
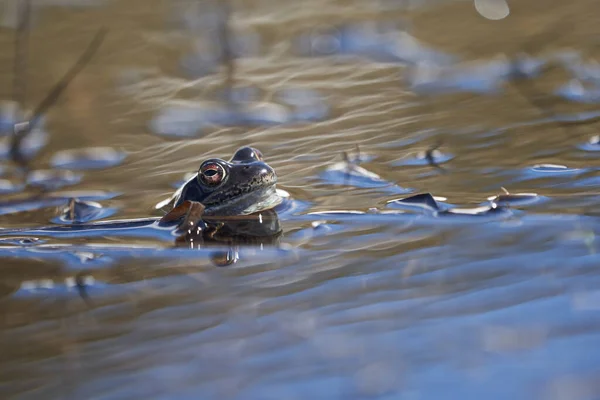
[2,0,600,398]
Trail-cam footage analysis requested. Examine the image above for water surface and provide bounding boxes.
[1,0,600,399]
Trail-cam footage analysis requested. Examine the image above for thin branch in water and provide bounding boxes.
[10,27,108,168]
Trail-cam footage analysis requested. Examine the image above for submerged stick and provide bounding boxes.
[10,27,108,168]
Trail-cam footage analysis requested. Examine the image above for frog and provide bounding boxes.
[156,146,285,231]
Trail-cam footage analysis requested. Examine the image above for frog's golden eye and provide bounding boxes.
[199,162,226,186]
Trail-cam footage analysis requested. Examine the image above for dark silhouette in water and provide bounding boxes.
[173,208,283,249]
[176,208,283,267]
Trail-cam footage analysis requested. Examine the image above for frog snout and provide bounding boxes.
[241,162,277,184]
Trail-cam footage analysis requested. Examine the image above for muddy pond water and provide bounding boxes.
[2,0,600,399]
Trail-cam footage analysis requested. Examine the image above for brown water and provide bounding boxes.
[2,0,600,399]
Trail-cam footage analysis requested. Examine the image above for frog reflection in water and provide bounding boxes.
[157,146,284,247]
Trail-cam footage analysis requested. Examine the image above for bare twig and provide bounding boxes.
[10,27,108,168]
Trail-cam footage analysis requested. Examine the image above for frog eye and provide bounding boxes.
[254,149,264,161]
[199,162,226,186]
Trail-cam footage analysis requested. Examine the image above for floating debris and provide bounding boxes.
[387,193,450,213]
[486,187,544,207]
[529,164,583,174]
[577,135,600,152]
[50,147,127,170]
[387,193,512,219]
[52,198,117,224]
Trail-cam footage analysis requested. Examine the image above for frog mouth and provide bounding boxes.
[203,184,283,216]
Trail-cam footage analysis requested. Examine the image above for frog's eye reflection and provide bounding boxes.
[199,163,226,186]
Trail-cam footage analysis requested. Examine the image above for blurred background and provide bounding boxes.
[1,0,600,398]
